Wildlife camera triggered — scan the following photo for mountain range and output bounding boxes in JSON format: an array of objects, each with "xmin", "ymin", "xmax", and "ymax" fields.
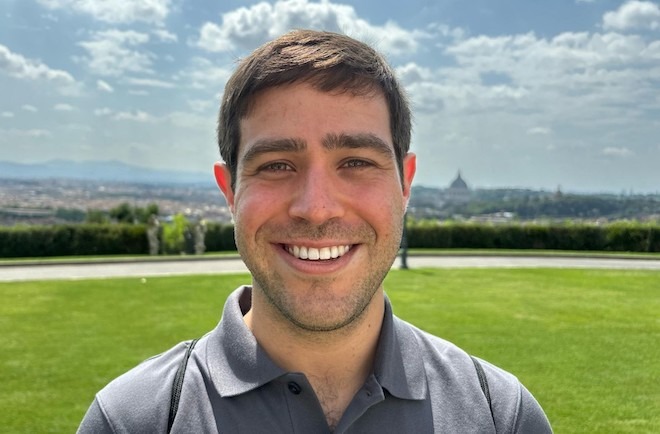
[{"xmin": 0, "ymin": 160, "xmax": 211, "ymax": 185}]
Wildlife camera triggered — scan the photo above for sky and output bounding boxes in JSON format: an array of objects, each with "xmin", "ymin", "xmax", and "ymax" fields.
[{"xmin": 1, "ymin": 0, "xmax": 659, "ymax": 194}]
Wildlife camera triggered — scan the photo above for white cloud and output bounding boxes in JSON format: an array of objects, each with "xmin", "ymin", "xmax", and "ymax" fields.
[
  {"xmin": 123, "ymin": 77, "xmax": 176, "ymax": 88},
  {"xmin": 0, "ymin": 128, "xmax": 52, "ymax": 138},
  {"xmin": 166, "ymin": 111, "xmax": 211, "ymax": 129},
  {"xmin": 602, "ymin": 146, "xmax": 634, "ymax": 157},
  {"xmin": 420, "ymin": 31, "xmax": 660, "ymax": 117},
  {"xmin": 54, "ymin": 103, "xmax": 75, "ymax": 111},
  {"xmin": 576, "ymin": 0, "xmax": 597, "ymax": 3},
  {"xmin": 94, "ymin": 107, "xmax": 113, "ymax": 116},
  {"xmin": 22, "ymin": 104, "xmax": 38, "ymax": 112},
  {"xmin": 36, "ymin": 0, "xmax": 171, "ymax": 25},
  {"xmin": 187, "ymin": 99, "xmax": 214, "ymax": 113},
  {"xmin": 0, "ymin": 43, "xmax": 75, "ymax": 84},
  {"xmin": 153, "ymin": 29, "xmax": 178, "ymax": 43},
  {"xmin": 128, "ymin": 89, "xmax": 150, "ymax": 96},
  {"xmin": 527, "ymin": 127, "xmax": 552, "ymax": 135},
  {"xmin": 603, "ymin": 1, "xmax": 660, "ymax": 31},
  {"xmin": 396, "ymin": 62, "xmax": 434, "ymax": 85},
  {"xmin": 97, "ymin": 79, "xmax": 114, "ymax": 92},
  {"xmin": 194, "ymin": 0, "xmax": 420, "ymax": 56},
  {"xmin": 1, "ymin": 111, "xmax": 14, "ymax": 118},
  {"xmin": 78, "ymin": 29, "xmax": 154, "ymax": 77},
  {"xmin": 176, "ymin": 57, "xmax": 232, "ymax": 90},
  {"xmin": 113, "ymin": 110, "xmax": 157, "ymax": 122}
]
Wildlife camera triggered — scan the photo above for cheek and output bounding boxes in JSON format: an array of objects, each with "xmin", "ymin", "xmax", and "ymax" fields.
[
  {"xmin": 349, "ymin": 184, "xmax": 405, "ymax": 228},
  {"xmin": 233, "ymin": 187, "xmax": 286, "ymax": 227}
]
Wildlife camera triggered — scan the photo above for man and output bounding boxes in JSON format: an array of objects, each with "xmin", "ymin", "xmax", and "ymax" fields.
[{"xmin": 78, "ymin": 30, "xmax": 552, "ymax": 433}]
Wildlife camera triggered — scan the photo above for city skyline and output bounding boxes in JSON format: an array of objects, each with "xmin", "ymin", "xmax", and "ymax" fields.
[{"xmin": 1, "ymin": 0, "xmax": 660, "ymax": 193}]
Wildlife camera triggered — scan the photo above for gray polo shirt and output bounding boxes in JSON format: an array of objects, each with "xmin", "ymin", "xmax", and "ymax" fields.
[{"xmin": 78, "ymin": 286, "xmax": 552, "ymax": 433}]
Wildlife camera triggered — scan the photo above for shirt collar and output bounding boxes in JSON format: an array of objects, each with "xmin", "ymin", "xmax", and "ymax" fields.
[
  {"xmin": 373, "ymin": 293, "xmax": 428, "ymax": 400},
  {"xmin": 206, "ymin": 286, "xmax": 427, "ymax": 400}
]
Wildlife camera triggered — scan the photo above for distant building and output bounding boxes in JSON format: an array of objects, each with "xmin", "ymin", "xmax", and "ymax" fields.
[{"xmin": 445, "ymin": 171, "xmax": 471, "ymax": 203}]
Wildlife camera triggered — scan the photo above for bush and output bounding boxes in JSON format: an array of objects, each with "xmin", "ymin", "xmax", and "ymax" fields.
[
  {"xmin": 205, "ymin": 223, "xmax": 236, "ymax": 252},
  {"xmin": 406, "ymin": 221, "xmax": 660, "ymax": 253},
  {"xmin": 0, "ymin": 224, "xmax": 148, "ymax": 258},
  {"xmin": 162, "ymin": 214, "xmax": 189, "ymax": 254}
]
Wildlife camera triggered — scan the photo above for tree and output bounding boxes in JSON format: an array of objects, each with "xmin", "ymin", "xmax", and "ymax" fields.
[{"xmin": 162, "ymin": 214, "xmax": 189, "ymax": 254}]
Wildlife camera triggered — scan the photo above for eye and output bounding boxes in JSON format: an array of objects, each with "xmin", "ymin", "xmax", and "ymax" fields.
[
  {"xmin": 342, "ymin": 159, "xmax": 373, "ymax": 169},
  {"xmin": 260, "ymin": 161, "xmax": 294, "ymax": 172}
]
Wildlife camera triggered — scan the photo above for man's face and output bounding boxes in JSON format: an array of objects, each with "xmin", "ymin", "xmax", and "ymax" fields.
[{"xmin": 216, "ymin": 83, "xmax": 415, "ymax": 332}]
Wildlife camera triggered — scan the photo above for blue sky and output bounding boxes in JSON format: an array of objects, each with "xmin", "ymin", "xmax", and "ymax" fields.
[{"xmin": 1, "ymin": 0, "xmax": 659, "ymax": 193}]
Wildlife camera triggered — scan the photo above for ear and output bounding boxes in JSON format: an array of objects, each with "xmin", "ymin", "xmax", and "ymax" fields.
[
  {"xmin": 213, "ymin": 162, "xmax": 235, "ymax": 213},
  {"xmin": 401, "ymin": 153, "xmax": 416, "ymax": 208}
]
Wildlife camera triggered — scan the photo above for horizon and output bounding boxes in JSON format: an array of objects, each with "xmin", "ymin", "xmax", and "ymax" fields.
[
  {"xmin": 1, "ymin": 0, "xmax": 660, "ymax": 193},
  {"xmin": 2, "ymin": 158, "xmax": 659, "ymax": 196}
]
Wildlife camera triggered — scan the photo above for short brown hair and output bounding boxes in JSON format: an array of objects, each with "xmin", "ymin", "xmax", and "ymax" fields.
[{"xmin": 217, "ymin": 29, "xmax": 411, "ymax": 190}]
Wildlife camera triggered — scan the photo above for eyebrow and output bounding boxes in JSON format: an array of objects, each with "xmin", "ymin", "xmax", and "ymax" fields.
[
  {"xmin": 240, "ymin": 138, "xmax": 307, "ymax": 164},
  {"xmin": 322, "ymin": 133, "xmax": 394, "ymax": 158},
  {"xmin": 240, "ymin": 133, "xmax": 394, "ymax": 164}
]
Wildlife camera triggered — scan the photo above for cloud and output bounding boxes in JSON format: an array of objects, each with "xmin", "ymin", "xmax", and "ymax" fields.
[
  {"xmin": 194, "ymin": 0, "xmax": 420, "ymax": 56},
  {"xmin": 0, "ymin": 128, "xmax": 52, "ymax": 138},
  {"xmin": 128, "ymin": 89, "xmax": 150, "ymax": 96},
  {"xmin": 54, "ymin": 103, "xmax": 75, "ymax": 111},
  {"xmin": 94, "ymin": 107, "xmax": 113, "ymax": 116},
  {"xmin": 153, "ymin": 29, "xmax": 178, "ymax": 43},
  {"xmin": 123, "ymin": 77, "xmax": 176, "ymax": 88},
  {"xmin": 187, "ymin": 99, "xmax": 214, "ymax": 113},
  {"xmin": 406, "ymin": 30, "xmax": 660, "ymax": 116},
  {"xmin": 166, "ymin": 111, "xmax": 212, "ymax": 129},
  {"xmin": 97, "ymin": 79, "xmax": 114, "ymax": 92},
  {"xmin": 603, "ymin": 0, "xmax": 660, "ymax": 31},
  {"xmin": 0, "ymin": 43, "xmax": 75, "ymax": 84},
  {"xmin": 22, "ymin": 104, "xmax": 38, "ymax": 112},
  {"xmin": 396, "ymin": 62, "xmax": 434, "ymax": 85},
  {"xmin": 36, "ymin": 0, "xmax": 171, "ymax": 25},
  {"xmin": 602, "ymin": 146, "xmax": 634, "ymax": 157},
  {"xmin": 527, "ymin": 127, "xmax": 552, "ymax": 135},
  {"xmin": 175, "ymin": 57, "xmax": 232, "ymax": 90},
  {"xmin": 93, "ymin": 107, "xmax": 157, "ymax": 122},
  {"xmin": 78, "ymin": 29, "xmax": 154, "ymax": 77},
  {"xmin": 1, "ymin": 111, "xmax": 14, "ymax": 118},
  {"xmin": 113, "ymin": 110, "xmax": 157, "ymax": 122}
]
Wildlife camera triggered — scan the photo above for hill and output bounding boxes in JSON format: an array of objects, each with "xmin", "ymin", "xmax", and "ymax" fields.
[{"xmin": 0, "ymin": 160, "xmax": 209, "ymax": 184}]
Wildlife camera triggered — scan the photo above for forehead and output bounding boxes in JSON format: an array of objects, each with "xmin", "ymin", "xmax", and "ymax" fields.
[{"xmin": 237, "ymin": 83, "xmax": 392, "ymax": 158}]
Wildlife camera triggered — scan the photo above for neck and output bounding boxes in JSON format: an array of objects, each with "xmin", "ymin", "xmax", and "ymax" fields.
[{"xmin": 244, "ymin": 288, "xmax": 385, "ymax": 429}]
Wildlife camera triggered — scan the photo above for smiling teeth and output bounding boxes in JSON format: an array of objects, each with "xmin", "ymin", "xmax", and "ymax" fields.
[{"xmin": 287, "ymin": 245, "xmax": 351, "ymax": 260}]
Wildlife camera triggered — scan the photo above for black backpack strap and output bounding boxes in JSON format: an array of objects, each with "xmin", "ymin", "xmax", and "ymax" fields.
[
  {"xmin": 471, "ymin": 356, "xmax": 496, "ymax": 427},
  {"xmin": 167, "ymin": 339, "xmax": 199, "ymax": 433}
]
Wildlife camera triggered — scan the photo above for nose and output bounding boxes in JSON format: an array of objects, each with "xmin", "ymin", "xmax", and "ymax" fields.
[{"xmin": 288, "ymin": 167, "xmax": 345, "ymax": 225}]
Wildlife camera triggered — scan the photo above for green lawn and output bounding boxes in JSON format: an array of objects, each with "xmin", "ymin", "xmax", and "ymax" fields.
[{"xmin": 1, "ymin": 269, "xmax": 658, "ymax": 433}]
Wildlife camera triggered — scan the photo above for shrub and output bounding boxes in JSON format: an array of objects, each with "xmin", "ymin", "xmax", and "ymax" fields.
[
  {"xmin": 205, "ymin": 223, "xmax": 236, "ymax": 252},
  {"xmin": 0, "ymin": 224, "xmax": 147, "ymax": 258}
]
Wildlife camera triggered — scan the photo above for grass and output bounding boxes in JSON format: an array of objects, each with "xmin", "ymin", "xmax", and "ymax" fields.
[
  {"xmin": 0, "ymin": 269, "xmax": 658, "ymax": 433},
  {"xmin": 1, "ymin": 248, "xmax": 658, "ymax": 266}
]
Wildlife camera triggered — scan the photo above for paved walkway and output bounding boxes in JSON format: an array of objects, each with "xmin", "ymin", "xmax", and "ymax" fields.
[{"xmin": 1, "ymin": 255, "xmax": 659, "ymax": 282}]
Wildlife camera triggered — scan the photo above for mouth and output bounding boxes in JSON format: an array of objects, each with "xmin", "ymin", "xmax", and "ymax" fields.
[{"xmin": 284, "ymin": 244, "xmax": 352, "ymax": 261}]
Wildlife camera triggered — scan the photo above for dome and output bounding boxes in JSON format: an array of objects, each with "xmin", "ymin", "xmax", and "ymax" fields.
[{"xmin": 449, "ymin": 171, "xmax": 468, "ymax": 190}]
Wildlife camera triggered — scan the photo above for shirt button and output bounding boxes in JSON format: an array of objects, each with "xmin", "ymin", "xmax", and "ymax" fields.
[{"xmin": 287, "ymin": 382, "xmax": 302, "ymax": 395}]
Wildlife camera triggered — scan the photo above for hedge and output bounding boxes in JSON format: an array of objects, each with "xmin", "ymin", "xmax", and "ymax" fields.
[
  {"xmin": 0, "ymin": 224, "xmax": 148, "ymax": 258},
  {"xmin": 0, "ymin": 222, "xmax": 658, "ymax": 258},
  {"xmin": 406, "ymin": 222, "xmax": 660, "ymax": 253}
]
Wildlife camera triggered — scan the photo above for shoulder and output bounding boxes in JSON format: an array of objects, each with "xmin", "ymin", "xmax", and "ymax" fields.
[
  {"xmin": 475, "ymin": 357, "xmax": 553, "ymax": 433},
  {"xmin": 396, "ymin": 318, "xmax": 552, "ymax": 432},
  {"xmin": 78, "ymin": 340, "xmax": 196, "ymax": 434}
]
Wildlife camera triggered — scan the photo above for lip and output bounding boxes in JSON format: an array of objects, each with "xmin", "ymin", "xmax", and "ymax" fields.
[{"xmin": 273, "ymin": 242, "xmax": 357, "ymax": 275}]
